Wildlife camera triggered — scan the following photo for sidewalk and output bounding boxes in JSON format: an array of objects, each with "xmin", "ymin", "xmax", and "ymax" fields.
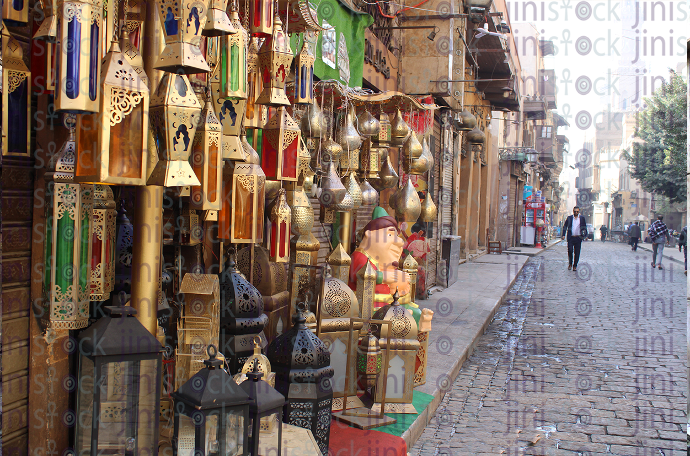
[
  {"xmin": 395, "ymin": 242, "xmax": 559, "ymax": 448},
  {"xmin": 634, "ymin": 241, "xmax": 686, "ymax": 268}
]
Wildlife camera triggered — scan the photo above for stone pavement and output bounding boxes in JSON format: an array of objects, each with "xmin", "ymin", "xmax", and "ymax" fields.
[{"xmin": 411, "ymin": 241, "xmax": 687, "ymax": 455}]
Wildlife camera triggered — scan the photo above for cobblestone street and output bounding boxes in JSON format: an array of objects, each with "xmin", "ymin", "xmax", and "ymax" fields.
[{"xmin": 412, "ymin": 242, "xmax": 687, "ymax": 455}]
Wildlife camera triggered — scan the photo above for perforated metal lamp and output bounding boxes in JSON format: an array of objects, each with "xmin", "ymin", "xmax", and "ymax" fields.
[
  {"xmin": 2, "ymin": 30, "xmax": 31, "ymax": 158},
  {"xmin": 172, "ymin": 345, "xmax": 250, "ymax": 456}
]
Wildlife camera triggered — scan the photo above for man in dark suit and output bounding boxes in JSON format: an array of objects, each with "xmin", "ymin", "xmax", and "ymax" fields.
[{"xmin": 561, "ymin": 206, "xmax": 586, "ymax": 271}]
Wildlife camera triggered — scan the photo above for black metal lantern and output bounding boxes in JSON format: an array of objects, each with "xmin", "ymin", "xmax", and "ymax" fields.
[
  {"xmin": 266, "ymin": 302, "xmax": 334, "ymax": 455},
  {"xmin": 239, "ymin": 360, "xmax": 286, "ymax": 456},
  {"xmin": 172, "ymin": 345, "xmax": 251, "ymax": 456},
  {"xmin": 220, "ymin": 259, "xmax": 269, "ymax": 374},
  {"xmin": 75, "ymin": 303, "xmax": 164, "ymax": 456}
]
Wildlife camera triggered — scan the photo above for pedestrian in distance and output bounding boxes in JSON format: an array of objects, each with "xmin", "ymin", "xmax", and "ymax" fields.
[
  {"xmin": 678, "ymin": 225, "xmax": 687, "ymax": 275},
  {"xmin": 599, "ymin": 225, "xmax": 608, "ymax": 242},
  {"xmin": 647, "ymin": 215, "xmax": 671, "ymax": 270},
  {"xmin": 561, "ymin": 206, "xmax": 587, "ymax": 272},
  {"xmin": 629, "ymin": 221, "xmax": 641, "ymax": 251}
]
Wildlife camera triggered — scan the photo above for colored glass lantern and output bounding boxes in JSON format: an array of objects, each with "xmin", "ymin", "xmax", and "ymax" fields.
[
  {"xmin": 190, "ymin": 100, "xmax": 223, "ymax": 211},
  {"xmin": 2, "ymin": 31, "xmax": 31, "ymax": 158},
  {"xmin": 249, "ymin": 0, "xmax": 272, "ymax": 36},
  {"xmin": 202, "ymin": 0, "xmax": 235, "ymax": 36},
  {"xmin": 268, "ymin": 189, "xmax": 291, "ymax": 263},
  {"xmin": 210, "ymin": 71, "xmax": 247, "ymax": 161},
  {"xmin": 238, "ymin": 361, "xmax": 285, "ymax": 456},
  {"xmin": 42, "ymin": 123, "xmax": 93, "ymax": 330},
  {"xmin": 244, "ymin": 37, "xmax": 267, "ymax": 129},
  {"xmin": 218, "ymin": 8, "xmax": 248, "ymax": 99},
  {"xmin": 3, "ymin": 0, "xmax": 28, "ymax": 23},
  {"xmin": 75, "ymin": 302, "xmax": 163, "ymax": 456},
  {"xmin": 121, "ymin": 28, "xmax": 149, "ymax": 88},
  {"xmin": 224, "ymin": 136, "xmax": 266, "ymax": 243},
  {"xmin": 34, "ymin": 0, "xmax": 58, "ymax": 40},
  {"xmin": 293, "ymin": 37, "xmax": 315, "ymax": 104},
  {"xmin": 89, "ymin": 184, "xmax": 116, "ymax": 301},
  {"xmin": 261, "ymin": 107, "xmax": 300, "ymax": 181},
  {"xmin": 55, "ymin": 0, "xmax": 101, "ymax": 113},
  {"xmin": 148, "ymin": 73, "xmax": 202, "ymax": 186},
  {"xmin": 154, "ymin": 0, "xmax": 211, "ymax": 74},
  {"xmin": 283, "ymin": 0, "xmax": 322, "ymax": 33},
  {"xmin": 172, "ymin": 345, "xmax": 250, "ymax": 456},
  {"xmin": 256, "ymin": 15, "xmax": 293, "ymax": 107},
  {"xmin": 75, "ymin": 41, "xmax": 150, "ymax": 185},
  {"xmin": 356, "ymin": 327, "xmax": 382, "ymax": 390},
  {"xmin": 219, "ymin": 258, "xmax": 268, "ymax": 374}
]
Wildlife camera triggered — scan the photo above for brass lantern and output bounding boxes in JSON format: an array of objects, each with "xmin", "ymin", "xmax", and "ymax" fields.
[
  {"xmin": 261, "ymin": 107, "xmax": 300, "ymax": 181},
  {"xmin": 218, "ymin": 7, "xmax": 248, "ymax": 100},
  {"xmin": 148, "ymin": 73, "xmax": 202, "ymax": 186},
  {"xmin": 42, "ymin": 123, "xmax": 93, "ymax": 330},
  {"xmin": 154, "ymin": 0, "xmax": 211, "ymax": 74},
  {"xmin": 89, "ymin": 185, "xmax": 116, "ymax": 301},
  {"xmin": 244, "ymin": 37, "xmax": 267, "ymax": 129},
  {"xmin": 249, "ymin": 0, "xmax": 273, "ymax": 36},
  {"xmin": 190, "ymin": 100, "xmax": 223, "ymax": 211},
  {"xmin": 225, "ymin": 136, "xmax": 266, "ymax": 243},
  {"xmin": 75, "ymin": 41, "xmax": 150, "ymax": 185},
  {"xmin": 256, "ymin": 15, "xmax": 293, "ymax": 107},
  {"xmin": 3, "ymin": 0, "xmax": 29, "ymax": 23},
  {"xmin": 202, "ymin": 0, "xmax": 235, "ymax": 36},
  {"xmin": 2, "ymin": 31, "xmax": 31, "ymax": 158},
  {"xmin": 293, "ymin": 36, "xmax": 315, "ymax": 105},
  {"xmin": 34, "ymin": 0, "xmax": 58, "ymax": 41},
  {"xmin": 55, "ymin": 0, "xmax": 101, "ymax": 113},
  {"xmin": 120, "ymin": 28, "xmax": 149, "ymax": 88},
  {"xmin": 268, "ymin": 189, "xmax": 291, "ymax": 263},
  {"xmin": 356, "ymin": 327, "xmax": 382, "ymax": 390}
]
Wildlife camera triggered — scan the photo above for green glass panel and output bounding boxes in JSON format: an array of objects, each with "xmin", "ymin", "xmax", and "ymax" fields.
[
  {"xmin": 79, "ymin": 209, "xmax": 90, "ymax": 293},
  {"xmin": 242, "ymin": 48, "xmax": 247, "ymax": 93},
  {"xmin": 55, "ymin": 204, "xmax": 76, "ymax": 296},
  {"xmin": 256, "ymin": 129, "xmax": 263, "ymax": 160},
  {"xmin": 220, "ymin": 44, "xmax": 228, "ymax": 94},
  {"xmin": 230, "ymin": 44, "xmax": 239, "ymax": 92}
]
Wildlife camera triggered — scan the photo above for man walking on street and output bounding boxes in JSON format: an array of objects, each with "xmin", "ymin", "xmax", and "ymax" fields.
[
  {"xmin": 599, "ymin": 225, "xmax": 608, "ymax": 242},
  {"xmin": 678, "ymin": 225, "xmax": 687, "ymax": 275},
  {"xmin": 648, "ymin": 215, "xmax": 671, "ymax": 270},
  {"xmin": 561, "ymin": 206, "xmax": 587, "ymax": 271},
  {"xmin": 629, "ymin": 221, "xmax": 641, "ymax": 251}
]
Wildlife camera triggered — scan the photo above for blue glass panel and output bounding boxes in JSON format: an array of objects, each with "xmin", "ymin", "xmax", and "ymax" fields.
[
  {"xmin": 300, "ymin": 66, "xmax": 307, "ymax": 99},
  {"xmin": 164, "ymin": 7, "xmax": 178, "ymax": 36},
  {"xmin": 12, "ymin": 0, "xmax": 23, "ymax": 12},
  {"xmin": 89, "ymin": 22, "xmax": 99, "ymax": 101},
  {"xmin": 174, "ymin": 75, "xmax": 187, "ymax": 97},
  {"xmin": 309, "ymin": 68, "xmax": 314, "ymax": 98},
  {"xmin": 7, "ymin": 80, "xmax": 28, "ymax": 154},
  {"xmin": 65, "ymin": 18, "xmax": 81, "ymax": 99}
]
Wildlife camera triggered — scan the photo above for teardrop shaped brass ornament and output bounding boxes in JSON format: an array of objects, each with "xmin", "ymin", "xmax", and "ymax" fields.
[
  {"xmin": 336, "ymin": 104, "xmax": 363, "ymax": 151},
  {"xmin": 334, "ymin": 188, "xmax": 354, "ymax": 212},
  {"xmin": 404, "ymin": 136, "xmax": 433, "ymax": 175},
  {"xmin": 390, "ymin": 109, "xmax": 411, "ymax": 147},
  {"xmin": 321, "ymin": 136, "xmax": 344, "ymax": 164},
  {"xmin": 420, "ymin": 194, "xmax": 438, "ymax": 222},
  {"xmin": 457, "ymin": 109, "xmax": 477, "ymax": 132},
  {"xmin": 343, "ymin": 172, "xmax": 362, "ymax": 209},
  {"xmin": 360, "ymin": 179, "xmax": 378, "ymax": 206},
  {"xmin": 319, "ymin": 160, "xmax": 347, "ymax": 207},
  {"xmin": 301, "ymin": 99, "xmax": 327, "ymax": 138},
  {"xmin": 388, "ymin": 184, "xmax": 402, "ymax": 211},
  {"xmin": 376, "ymin": 151, "xmax": 399, "ymax": 189},
  {"xmin": 402, "ymin": 131, "xmax": 423, "ymax": 160},
  {"xmin": 394, "ymin": 178, "xmax": 421, "ymax": 222},
  {"xmin": 466, "ymin": 127, "xmax": 486, "ymax": 145},
  {"xmin": 357, "ymin": 108, "xmax": 380, "ymax": 137}
]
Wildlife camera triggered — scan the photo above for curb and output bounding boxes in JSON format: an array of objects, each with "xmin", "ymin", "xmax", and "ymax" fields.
[
  {"xmin": 632, "ymin": 245, "xmax": 685, "ymax": 266},
  {"xmin": 400, "ymin": 256, "xmax": 529, "ymax": 450}
]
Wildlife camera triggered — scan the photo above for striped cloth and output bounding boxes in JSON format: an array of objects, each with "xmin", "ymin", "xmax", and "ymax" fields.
[{"xmin": 647, "ymin": 220, "xmax": 669, "ymax": 242}]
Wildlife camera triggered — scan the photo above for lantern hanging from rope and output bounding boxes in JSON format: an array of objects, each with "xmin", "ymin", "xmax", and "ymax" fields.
[
  {"xmin": 154, "ymin": 0, "xmax": 211, "ymax": 74},
  {"xmin": 255, "ymin": 14, "xmax": 293, "ymax": 107}
]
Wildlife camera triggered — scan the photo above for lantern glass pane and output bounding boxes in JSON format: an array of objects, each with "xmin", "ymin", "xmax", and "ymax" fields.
[
  {"xmin": 230, "ymin": 44, "xmax": 239, "ymax": 92},
  {"xmin": 282, "ymin": 142, "xmax": 298, "ymax": 179},
  {"xmin": 65, "ymin": 19, "xmax": 82, "ymax": 99},
  {"xmin": 75, "ymin": 354, "xmax": 95, "ymax": 456},
  {"xmin": 225, "ymin": 410, "xmax": 244, "ymax": 456},
  {"xmin": 55, "ymin": 188, "xmax": 76, "ymax": 291},
  {"xmin": 77, "ymin": 114, "xmax": 99, "ymax": 176},
  {"xmin": 207, "ymin": 144, "xmax": 219, "ymax": 203},
  {"xmin": 79, "ymin": 205, "xmax": 91, "ymax": 295},
  {"xmin": 176, "ymin": 414, "xmax": 196, "ymax": 456},
  {"xmin": 233, "ymin": 177, "xmax": 256, "ymax": 241},
  {"xmin": 44, "ymin": 184, "xmax": 54, "ymax": 293},
  {"xmin": 7, "ymin": 79, "xmax": 28, "ymax": 153},
  {"xmin": 258, "ymin": 412, "xmax": 280, "ymax": 454},
  {"xmin": 205, "ymin": 413, "xmax": 219, "ymax": 456},
  {"xmin": 109, "ymin": 101, "xmax": 145, "ymax": 179},
  {"xmin": 88, "ymin": 22, "xmax": 99, "ymax": 102},
  {"xmin": 256, "ymin": 186, "xmax": 265, "ymax": 235}
]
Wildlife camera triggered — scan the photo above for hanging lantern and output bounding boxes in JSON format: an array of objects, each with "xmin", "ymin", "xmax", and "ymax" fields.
[
  {"xmin": 2, "ymin": 31, "xmax": 31, "ymax": 158},
  {"xmin": 261, "ymin": 107, "xmax": 300, "ymax": 181},
  {"xmin": 401, "ymin": 130, "xmax": 423, "ymax": 160},
  {"xmin": 334, "ymin": 189, "xmax": 354, "ymax": 212},
  {"xmin": 457, "ymin": 109, "xmax": 477, "ymax": 132},
  {"xmin": 467, "ymin": 126, "xmax": 486, "ymax": 145},
  {"xmin": 268, "ymin": 189, "xmax": 291, "ymax": 263},
  {"xmin": 55, "ymin": 0, "xmax": 101, "ymax": 113},
  {"xmin": 343, "ymin": 172, "xmax": 362, "ymax": 209},
  {"xmin": 293, "ymin": 36, "xmax": 315, "ymax": 104},
  {"xmin": 148, "ymin": 73, "xmax": 202, "ymax": 186},
  {"xmin": 359, "ymin": 139, "xmax": 379, "ymax": 178},
  {"xmin": 289, "ymin": 187, "xmax": 320, "ymax": 266},
  {"xmin": 34, "ymin": 0, "xmax": 58, "ymax": 40},
  {"xmin": 190, "ymin": 100, "xmax": 223, "ymax": 211},
  {"xmin": 420, "ymin": 193, "xmax": 437, "ymax": 222},
  {"xmin": 360, "ymin": 179, "xmax": 378, "ymax": 206},
  {"xmin": 154, "ymin": 0, "xmax": 210, "ymax": 73},
  {"xmin": 320, "ymin": 136, "xmax": 343, "ymax": 166},
  {"xmin": 210, "ymin": 86, "xmax": 247, "ymax": 160},
  {"xmin": 238, "ymin": 361, "xmax": 286, "ymax": 456},
  {"xmin": 256, "ymin": 15, "xmax": 293, "ymax": 107},
  {"xmin": 233, "ymin": 337, "xmax": 275, "ymax": 386},
  {"xmin": 218, "ymin": 8, "xmax": 248, "ymax": 99},
  {"xmin": 372, "ymin": 111, "xmax": 391, "ymax": 146},
  {"xmin": 76, "ymin": 302, "xmax": 164, "ymax": 456},
  {"xmin": 403, "ymin": 136, "xmax": 432, "ymax": 175},
  {"xmin": 172, "ymin": 345, "xmax": 250, "ymax": 456},
  {"xmin": 326, "ymin": 242, "xmax": 350, "ymax": 283},
  {"xmin": 319, "ymin": 160, "xmax": 346, "ymax": 207},
  {"xmin": 390, "ymin": 109, "xmax": 410, "ymax": 147},
  {"xmin": 223, "ymin": 136, "xmax": 266, "ymax": 242},
  {"xmin": 120, "ymin": 28, "xmax": 149, "ymax": 88},
  {"xmin": 75, "ymin": 41, "xmax": 150, "ymax": 185},
  {"xmin": 357, "ymin": 109, "xmax": 380, "ymax": 137},
  {"xmin": 249, "ymin": 0, "xmax": 273, "ymax": 36},
  {"xmin": 3, "ymin": 0, "xmax": 29, "ymax": 23},
  {"xmin": 89, "ymin": 185, "xmax": 116, "ymax": 301},
  {"xmin": 356, "ymin": 327, "xmax": 382, "ymax": 390},
  {"xmin": 202, "ymin": 0, "xmax": 235, "ymax": 36},
  {"xmin": 336, "ymin": 104, "xmax": 363, "ymax": 152},
  {"xmin": 244, "ymin": 37, "xmax": 267, "ymax": 128},
  {"xmin": 370, "ymin": 151, "xmax": 398, "ymax": 191},
  {"xmin": 394, "ymin": 178, "xmax": 421, "ymax": 222},
  {"xmin": 300, "ymin": 98, "xmax": 326, "ymax": 139},
  {"xmin": 42, "ymin": 122, "xmax": 92, "ymax": 330}
]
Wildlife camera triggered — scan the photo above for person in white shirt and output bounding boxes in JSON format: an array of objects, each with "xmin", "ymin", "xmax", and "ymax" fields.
[{"xmin": 561, "ymin": 206, "xmax": 587, "ymax": 272}]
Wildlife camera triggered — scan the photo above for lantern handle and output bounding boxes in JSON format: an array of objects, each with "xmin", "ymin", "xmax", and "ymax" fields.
[
  {"xmin": 207, "ymin": 344, "xmax": 218, "ymax": 360},
  {"xmin": 252, "ymin": 335, "xmax": 262, "ymax": 354}
]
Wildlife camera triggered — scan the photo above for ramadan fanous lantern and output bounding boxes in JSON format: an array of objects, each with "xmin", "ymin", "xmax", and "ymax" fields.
[
  {"xmin": 54, "ymin": 0, "xmax": 102, "ymax": 113},
  {"xmin": 293, "ymin": 37, "xmax": 315, "ymax": 104},
  {"xmin": 268, "ymin": 189, "xmax": 291, "ymax": 263},
  {"xmin": 3, "ymin": 0, "xmax": 29, "ymax": 23},
  {"xmin": 249, "ymin": 0, "xmax": 273, "ymax": 36},
  {"xmin": 34, "ymin": 0, "xmax": 58, "ymax": 41},
  {"xmin": 154, "ymin": 0, "xmax": 210, "ymax": 74},
  {"xmin": 190, "ymin": 100, "xmax": 223, "ymax": 211},
  {"xmin": 2, "ymin": 30, "xmax": 31, "ymax": 158},
  {"xmin": 75, "ymin": 41, "xmax": 150, "ymax": 186},
  {"xmin": 244, "ymin": 37, "xmax": 267, "ymax": 129},
  {"xmin": 88, "ymin": 185, "xmax": 116, "ymax": 302},
  {"xmin": 261, "ymin": 107, "xmax": 300, "ymax": 181},
  {"xmin": 148, "ymin": 73, "xmax": 202, "ymax": 187},
  {"xmin": 256, "ymin": 15, "xmax": 293, "ymax": 106},
  {"xmin": 219, "ymin": 6, "xmax": 248, "ymax": 100},
  {"xmin": 202, "ymin": 0, "xmax": 235, "ymax": 36}
]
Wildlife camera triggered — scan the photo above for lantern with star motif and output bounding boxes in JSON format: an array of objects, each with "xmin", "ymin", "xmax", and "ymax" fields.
[
  {"xmin": 244, "ymin": 37, "xmax": 267, "ymax": 128},
  {"xmin": 255, "ymin": 15, "xmax": 293, "ymax": 106},
  {"xmin": 268, "ymin": 189, "xmax": 291, "ymax": 263},
  {"xmin": 190, "ymin": 100, "xmax": 223, "ymax": 211},
  {"xmin": 154, "ymin": 0, "xmax": 210, "ymax": 73},
  {"xmin": 261, "ymin": 107, "xmax": 300, "ymax": 181},
  {"xmin": 293, "ymin": 36, "xmax": 315, "ymax": 104},
  {"xmin": 148, "ymin": 73, "xmax": 202, "ymax": 186},
  {"xmin": 219, "ymin": 6, "xmax": 248, "ymax": 99},
  {"xmin": 88, "ymin": 185, "xmax": 116, "ymax": 301},
  {"xmin": 54, "ymin": 0, "xmax": 102, "ymax": 113},
  {"xmin": 2, "ymin": 31, "xmax": 31, "ymax": 158},
  {"xmin": 211, "ymin": 63, "xmax": 247, "ymax": 161}
]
